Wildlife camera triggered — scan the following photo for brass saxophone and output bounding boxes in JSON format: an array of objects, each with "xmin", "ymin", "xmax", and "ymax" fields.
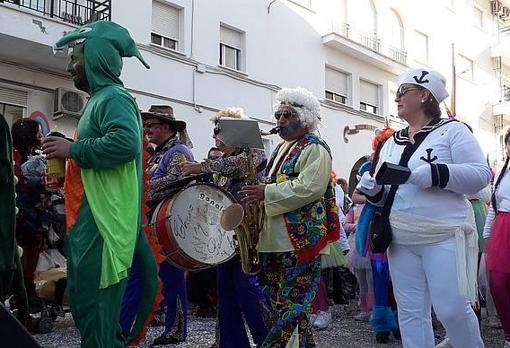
[{"xmin": 229, "ymin": 146, "xmax": 264, "ymax": 275}]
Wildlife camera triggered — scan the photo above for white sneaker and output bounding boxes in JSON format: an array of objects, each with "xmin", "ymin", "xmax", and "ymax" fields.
[
  {"xmin": 435, "ymin": 337, "xmax": 452, "ymax": 348},
  {"xmin": 353, "ymin": 312, "xmax": 370, "ymax": 322},
  {"xmin": 309, "ymin": 313, "xmax": 317, "ymax": 325},
  {"xmin": 313, "ymin": 311, "xmax": 332, "ymax": 330},
  {"xmin": 504, "ymin": 340, "xmax": 510, "ymax": 348}
]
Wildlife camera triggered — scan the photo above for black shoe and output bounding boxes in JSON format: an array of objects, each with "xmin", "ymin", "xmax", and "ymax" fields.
[
  {"xmin": 376, "ymin": 331, "xmax": 390, "ymax": 344},
  {"xmin": 152, "ymin": 333, "xmax": 185, "ymax": 346}
]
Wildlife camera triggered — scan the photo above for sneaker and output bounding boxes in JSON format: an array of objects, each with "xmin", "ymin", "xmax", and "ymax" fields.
[
  {"xmin": 435, "ymin": 337, "xmax": 452, "ymax": 348},
  {"xmin": 313, "ymin": 311, "xmax": 332, "ymax": 330},
  {"xmin": 504, "ymin": 340, "xmax": 510, "ymax": 348},
  {"xmin": 354, "ymin": 312, "xmax": 370, "ymax": 322},
  {"xmin": 309, "ymin": 313, "xmax": 318, "ymax": 325},
  {"xmin": 152, "ymin": 333, "xmax": 185, "ymax": 346}
]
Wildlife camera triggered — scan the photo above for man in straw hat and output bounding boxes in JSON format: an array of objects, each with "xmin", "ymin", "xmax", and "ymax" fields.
[
  {"xmin": 140, "ymin": 104, "xmax": 194, "ymax": 346},
  {"xmin": 240, "ymin": 87, "xmax": 340, "ymax": 347},
  {"xmin": 42, "ymin": 21, "xmax": 157, "ymax": 347}
]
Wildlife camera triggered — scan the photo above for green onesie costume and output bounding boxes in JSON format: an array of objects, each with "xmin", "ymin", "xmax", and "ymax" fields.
[{"xmin": 55, "ymin": 21, "xmax": 157, "ymax": 347}]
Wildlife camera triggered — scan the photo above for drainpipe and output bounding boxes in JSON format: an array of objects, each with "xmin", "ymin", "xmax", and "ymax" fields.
[{"xmin": 190, "ymin": 0, "xmax": 202, "ymax": 112}]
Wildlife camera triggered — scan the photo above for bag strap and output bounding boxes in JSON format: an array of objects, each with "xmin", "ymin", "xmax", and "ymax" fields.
[{"xmin": 381, "ymin": 129, "xmax": 435, "ymax": 220}]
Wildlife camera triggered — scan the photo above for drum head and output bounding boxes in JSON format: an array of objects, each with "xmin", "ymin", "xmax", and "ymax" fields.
[{"xmin": 168, "ymin": 183, "xmax": 236, "ymax": 265}]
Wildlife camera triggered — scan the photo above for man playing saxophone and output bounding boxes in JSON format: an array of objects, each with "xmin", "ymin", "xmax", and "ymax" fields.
[
  {"xmin": 180, "ymin": 107, "xmax": 269, "ymax": 348},
  {"xmin": 240, "ymin": 87, "xmax": 340, "ymax": 348}
]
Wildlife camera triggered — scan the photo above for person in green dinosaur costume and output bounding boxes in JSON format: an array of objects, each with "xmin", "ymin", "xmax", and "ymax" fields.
[
  {"xmin": 42, "ymin": 21, "xmax": 158, "ymax": 347},
  {"xmin": 0, "ymin": 113, "xmax": 29, "ymax": 328}
]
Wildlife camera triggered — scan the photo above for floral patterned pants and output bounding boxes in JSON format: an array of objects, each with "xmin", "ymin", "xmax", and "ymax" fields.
[{"xmin": 261, "ymin": 252, "xmax": 321, "ymax": 348}]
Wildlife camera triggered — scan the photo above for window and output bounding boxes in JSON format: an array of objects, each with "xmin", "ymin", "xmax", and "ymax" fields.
[
  {"xmin": 0, "ymin": 86, "xmax": 27, "ymax": 128},
  {"xmin": 474, "ymin": 6, "xmax": 483, "ymax": 28},
  {"xmin": 389, "ymin": 10, "xmax": 404, "ymax": 50},
  {"xmin": 359, "ymin": 80, "xmax": 379, "ymax": 115},
  {"xmin": 220, "ymin": 25, "xmax": 243, "ymax": 71},
  {"xmin": 325, "ymin": 67, "xmax": 349, "ymax": 105},
  {"xmin": 0, "ymin": 103, "xmax": 24, "ymax": 129},
  {"xmin": 151, "ymin": 1, "xmax": 180, "ymax": 50},
  {"xmin": 352, "ymin": 0, "xmax": 377, "ymax": 35},
  {"xmin": 458, "ymin": 54, "xmax": 474, "ymax": 81},
  {"xmin": 412, "ymin": 30, "xmax": 428, "ymax": 64}
]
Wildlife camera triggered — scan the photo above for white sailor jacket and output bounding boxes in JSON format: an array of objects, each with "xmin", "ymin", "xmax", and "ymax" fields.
[{"xmin": 359, "ymin": 119, "xmax": 491, "ymax": 226}]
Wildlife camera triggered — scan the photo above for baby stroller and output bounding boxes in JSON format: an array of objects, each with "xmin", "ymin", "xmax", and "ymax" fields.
[
  {"xmin": 18, "ymin": 156, "xmax": 69, "ymax": 334},
  {"xmin": 31, "ymin": 191, "xmax": 69, "ymax": 334}
]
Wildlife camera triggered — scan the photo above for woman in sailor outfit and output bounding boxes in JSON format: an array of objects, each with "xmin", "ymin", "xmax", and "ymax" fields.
[
  {"xmin": 357, "ymin": 68, "xmax": 490, "ymax": 348},
  {"xmin": 484, "ymin": 130, "xmax": 510, "ymax": 348}
]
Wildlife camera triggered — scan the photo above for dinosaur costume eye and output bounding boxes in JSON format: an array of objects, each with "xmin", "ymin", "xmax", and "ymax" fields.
[{"xmin": 78, "ymin": 27, "xmax": 92, "ymax": 34}]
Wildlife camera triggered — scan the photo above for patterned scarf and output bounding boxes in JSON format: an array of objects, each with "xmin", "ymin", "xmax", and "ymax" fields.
[{"xmin": 268, "ymin": 133, "xmax": 340, "ymax": 263}]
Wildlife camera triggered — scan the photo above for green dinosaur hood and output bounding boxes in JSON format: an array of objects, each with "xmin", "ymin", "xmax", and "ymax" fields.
[{"xmin": 55, "ymin": 21, "xmax": 149, "ymax": 93}]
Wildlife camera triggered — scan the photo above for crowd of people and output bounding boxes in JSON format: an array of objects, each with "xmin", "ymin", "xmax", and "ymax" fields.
[{"xmin": 0, "ymin": 20, "xmax": 509, "ymax": 348}]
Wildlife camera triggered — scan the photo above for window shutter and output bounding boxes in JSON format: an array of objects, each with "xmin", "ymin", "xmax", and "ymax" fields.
[
  {"xmin": 152, "ymin": 1, "xmax": 179, "ymax": 40},
  {"xmin": 0, "ymin": 86, "xmax": 28, "ymax": 107},
  {"xmin": 220, "ymin": 26, "xmax": 242, "ymax": 49},
  {"xmin": 325, "ymin": 68, "xmax": 348, "ymax": 96},
  {"xmin": 359, "ymin": 80, "xmax": 379, "ymax": 106}
]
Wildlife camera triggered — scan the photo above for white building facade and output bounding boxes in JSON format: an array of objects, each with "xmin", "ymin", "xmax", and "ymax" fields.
[{"xmin": 1, "ymin": 0, "xmax": 509, "ymax": 187}]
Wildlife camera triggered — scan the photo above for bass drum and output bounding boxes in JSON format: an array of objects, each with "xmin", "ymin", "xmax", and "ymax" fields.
[{"xmin": 152, "ymin": 183, "xmax": 237, "ymax": 270}]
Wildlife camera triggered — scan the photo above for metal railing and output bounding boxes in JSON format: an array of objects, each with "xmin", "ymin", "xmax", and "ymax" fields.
[
  {"xmin": 388, "ymin": 45, "xmax": 407, "ymax": 65},
  {"xmin": 329, "ymin": 21, "xmax": 408, "ymax": 65},
  {"xmin": 2, "ymin": 0, "xmax": 111, "ymax": 25}
]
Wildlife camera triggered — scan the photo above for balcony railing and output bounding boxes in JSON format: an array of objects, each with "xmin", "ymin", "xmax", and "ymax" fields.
[
  {"xmin": 1, "ymin": 0, "xmax": 111, "ymax": 25},
  {"xmin": 329, "ymin": 21, "xmax": 407, "ymax": 65}
]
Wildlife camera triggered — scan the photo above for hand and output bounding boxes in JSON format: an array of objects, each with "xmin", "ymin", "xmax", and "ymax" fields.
[
  {"xmin": 42, "ymin": 137, "xmax": 72, "ymax": 159},
  {"xmin": 407, "ymin": 164, "xmax": 432, "ymax": 189},
  {"xmin": 356, "ymin": 172, "xmax": 378, "ymax": 196},
  {"xmin": 179, "ymin": 161, "xmax": 202, "ymax": 176},
  {"xmin": 239, "ymin": 184, "xmax": 266, "ymax": 204}
]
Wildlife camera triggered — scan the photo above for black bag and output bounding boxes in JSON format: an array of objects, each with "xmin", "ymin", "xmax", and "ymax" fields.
[{"xmin": 370, "ymin": 210, "xmax": 393, "ymax": 253}]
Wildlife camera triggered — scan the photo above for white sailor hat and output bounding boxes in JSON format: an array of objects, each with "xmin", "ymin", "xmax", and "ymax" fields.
[{"xmin": 397, "ymin": 68, "xmax": 449, "ymax": 103}]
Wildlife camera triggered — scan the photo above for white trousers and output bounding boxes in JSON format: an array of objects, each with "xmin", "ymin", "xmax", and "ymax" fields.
[{"xmin": 388, "ymin": 237, "xmax": 484, "ymax": 348}]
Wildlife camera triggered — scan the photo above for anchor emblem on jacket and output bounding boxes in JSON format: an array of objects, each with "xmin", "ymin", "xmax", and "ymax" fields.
[{"xmin": 420, "ymin": 148, "xmax": 437, "ymax": 163}]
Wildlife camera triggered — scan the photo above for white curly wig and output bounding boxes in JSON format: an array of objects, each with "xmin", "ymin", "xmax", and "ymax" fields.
[
  {"xmin": 274, "ymin": 87, "xmax": 321, "ymax": 131},
  {"xmin": 210, "ymin": 107, "xmax": 246, "ymax": 124}
]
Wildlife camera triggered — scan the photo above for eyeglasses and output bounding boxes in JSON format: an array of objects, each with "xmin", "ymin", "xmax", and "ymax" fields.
[
  {"xmin": 213, "ymin": 126, "xmax": 221, "ymax": 135},
  {"xmin": 274, "ymin": 110, "xmax": 297, "ymax": 120},
  {"xmin": 143, "ymin": 122, "xmax": 163, "ymax": 130},
  {"xmin": 396, "ymin": 85, "xmax": 421, "ymax": 99}
]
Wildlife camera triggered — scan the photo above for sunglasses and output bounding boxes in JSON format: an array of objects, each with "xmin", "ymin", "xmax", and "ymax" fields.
[
  {"xmin": 213, "ymin": 126, "xmax": 221, "ymax": 135},
  {"xmin": 274, "ymin": 110, "xmax": 297, "ymax": 120},
  {"xmin": 396, "ymin": 85, "xmax": 422, "ymax": 99},
  {"xmin": 143, "ymin": 122, "xmax": 163, "ymax": 130}
]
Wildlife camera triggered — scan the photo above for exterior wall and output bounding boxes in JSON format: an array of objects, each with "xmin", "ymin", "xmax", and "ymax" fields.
[{"xmin": 1, "ymin": 0, "xmax": 509, "ymax": 177}]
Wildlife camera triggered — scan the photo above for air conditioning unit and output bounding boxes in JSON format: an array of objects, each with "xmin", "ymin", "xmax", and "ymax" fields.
[{"xmin": 53, "ymin": 88, "xmax": 86, "ymax": 119}]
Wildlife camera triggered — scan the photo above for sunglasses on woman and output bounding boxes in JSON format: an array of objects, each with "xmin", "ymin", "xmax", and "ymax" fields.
[
  {"xmin": 274, "ymin": 110, "xmax": 297, "ymax": 120},
  {"xmin": 396, "ymin": 85, "xmax": 422, "ymax": 99}
]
